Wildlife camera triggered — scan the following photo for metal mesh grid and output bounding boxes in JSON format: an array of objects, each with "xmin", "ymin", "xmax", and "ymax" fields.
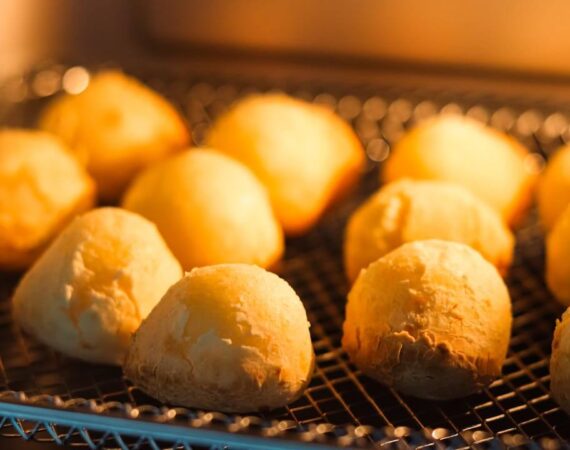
[{"xmin": 0, "ymin": 65, "xmax": 569, "ymax": 448}]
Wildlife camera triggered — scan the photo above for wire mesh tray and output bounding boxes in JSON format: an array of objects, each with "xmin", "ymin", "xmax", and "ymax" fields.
[{"xmin": 0, "ymin": 64, "xmax": 569, "ymax": 449}]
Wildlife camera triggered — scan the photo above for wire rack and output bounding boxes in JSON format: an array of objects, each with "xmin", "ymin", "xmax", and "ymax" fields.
[{"xmin": 0, "ymin": 64, "xmax": 569, "ymax": 449}]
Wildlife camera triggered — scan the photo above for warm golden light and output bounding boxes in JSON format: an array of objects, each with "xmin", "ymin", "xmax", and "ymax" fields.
[{"xmin": 62, "ymin": 66, "xmax": 90, "ymax": 95}]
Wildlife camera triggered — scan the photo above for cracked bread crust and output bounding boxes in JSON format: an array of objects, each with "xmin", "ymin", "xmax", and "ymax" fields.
[
  {"xmin": 124, "ymin": 264, "xmax": 314, "ymax": 412},
  {"xmin": 344, "ymin": 179, "xmax": 514, "ymax": 282},
  {"xmin": 342, "ymin": 240, "xmax": 512, "ymax": 400},
  {"xmin": 12, "ymin": 208, "xmax": 182, "ymax": 365}
]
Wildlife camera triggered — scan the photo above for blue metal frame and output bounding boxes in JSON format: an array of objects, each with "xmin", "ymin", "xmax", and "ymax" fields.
[{"xmin": 0, "ymin": 393, "xmax": 385, "ymax": 449}]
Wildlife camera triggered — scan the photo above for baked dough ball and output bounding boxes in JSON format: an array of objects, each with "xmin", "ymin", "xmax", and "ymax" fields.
[
  {"xmin": 546, "ymin": 204, "xmax": 570, "ymax": 305},
  {"xmin": 39, "ymin": 70, "xmax": 189, "ymax": 200},
  {"xmin": 206, "ymin": 94, "xmax": 365, "ymax": 235},
  {"xmin": 343, "ymin": 240, "xmax": 512, "ymax": 400},
  {"xmin": 0, "ymin": 129, "xmax": 95, "ymax": 270},
  {"xmin": 550, "ymin": 308, "xmax": 570, "ymax": 414},
  {"xmin": 383, "ymin": 115, "xmax": 537, "ymax": 225},
  {"xmin": 124, "ymin": 264, "xmax": 314, "ymax": 412},
  {"xmin": 122, "ymin": 148, "xmax": 283, "ymax": 270},
  {"xmin": 12, "ymin": 208, "xmax": 183, "ymax": 365},
  {"xmin": 344, "ymin": 179, "xmax": 514, "ymax": 282},
  {"xmin": 538, "ymin": 144, "xmax": 570, "ymax": 231}
]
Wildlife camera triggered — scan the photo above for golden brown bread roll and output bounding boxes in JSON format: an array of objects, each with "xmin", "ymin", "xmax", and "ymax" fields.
[
  {"xmin": 538, "ymin": 144, "xmax": 570, "ymax": 231},
  {"xmin": 546, "ymin": 204, "xmax": 570, "ymax": 305},
  {"xmin": 551, "ymin": 308, "xmax": 570, "ymax": 414},
  {"xmin": 39, "ymin": 70, "xmax": 189, "ymax": 200},
  {"xmin": 343, "ymin": 240, "xmax": 512, "ymax": 400},
  {"xmin": 206, "ymin": 93, "xmax": 365, "ymax": 235},
  {"xmin": 124, "ymin": 264, "xmax": 314, "ymax": 412},
  {"xmin": 122, "ymin": 148, "xmax": 283, "ymax": 271},
  {"xmin": 344, "ymin": 179, "xmax": 514, "ymax": 282},
  {"xmin": 12, "ymin": 208, "xmax": 183, "ymax": 365},
  {"xmin": 0, "ymin": 128, "xmax": 95, "ymax": 270},
  {"xmin": 382, "ymin": 115, "xmax": 537, "ymax": 225}
]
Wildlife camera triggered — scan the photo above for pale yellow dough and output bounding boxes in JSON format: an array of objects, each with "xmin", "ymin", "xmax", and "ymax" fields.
[
  {"xmin": 206, "ymin": 94, "xmax": 365, "ymax": 235},
  {"xmin": 551, "ymin": 308, "xmax": 570, "ymax": 415},
  {"xmin": 0, "ymin": 129, "xmax": 95, "ymax": 270},
  {"xmin": 546, "ymin": 205, "xmax": 570, "ymax": 305},
  {"xmin": 122, "ymin": 148, "xmax": 283, "ymax": 271},
  {"xmin": 39, "ymin": 70, "xmax": 189, "ymax": 200},
  {"xmin": 538, "ymin": 145, "xmax": 570, "ymax": 231},
  {"xmin": 344, "ymin": 179, "xmax": 514, "ymax": 282},
  {"xmin": 124, "ymin": 264, "xmax": 314, "ymax": 412},
  {"xmin": 383, "ymin": 115, "xmax": 536, "ymax": 225},
  {"xmin": 12, "ymin": 208, "xmax": 183, "ymax": 365},
  {"xmin": 343, "ymin": 240, "xmax": 512, "ymax": 400}
]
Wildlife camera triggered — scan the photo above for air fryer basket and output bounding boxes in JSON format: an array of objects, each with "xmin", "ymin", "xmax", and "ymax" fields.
[{"xmin": 0, "ymin": 64, "xmax": 568, "ymax": 449}]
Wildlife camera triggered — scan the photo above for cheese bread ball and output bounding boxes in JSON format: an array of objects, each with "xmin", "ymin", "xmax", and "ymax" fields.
[
  {"xmin": 122, "ymin": 148, "xmax": 283, "ymax": 271},
  {"xmin": 343, "ymin": 240, "xmax": 512, "ymax": 400},
  {"xmin": 538, "ymin": 145, "xmax": 570, "ymax": 231},
  {"xmin": 125, "ymin": 264, "xmax": 314, "ymax": 412},
  {"xmin": 383, "ymin": 115, "xmax": 537, "ymax": 225},
  {"xmin": 550, "ymin": 308, "xmax": 570, "ymax": 415},
  {"xmin": 206, "ymin": 94, "xmax": 365, "ymax": 235},
  {"xmin": 0, "ymin": 129, "xmax": 95, "ymax": 270},
  {"xmin": 39, "ymin": 70, "xmax": 189, "ymax": 200},
  {"xmin": 546, "ymin": 205, "xmax": 570, "ymax": 305},
  {"xmin": 12, "ymin": 208, "xmax": 183, "ymax": 365},
  {"xmin": 344, "ymin": 179, "xmax": 514, "ymax": 282}
]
